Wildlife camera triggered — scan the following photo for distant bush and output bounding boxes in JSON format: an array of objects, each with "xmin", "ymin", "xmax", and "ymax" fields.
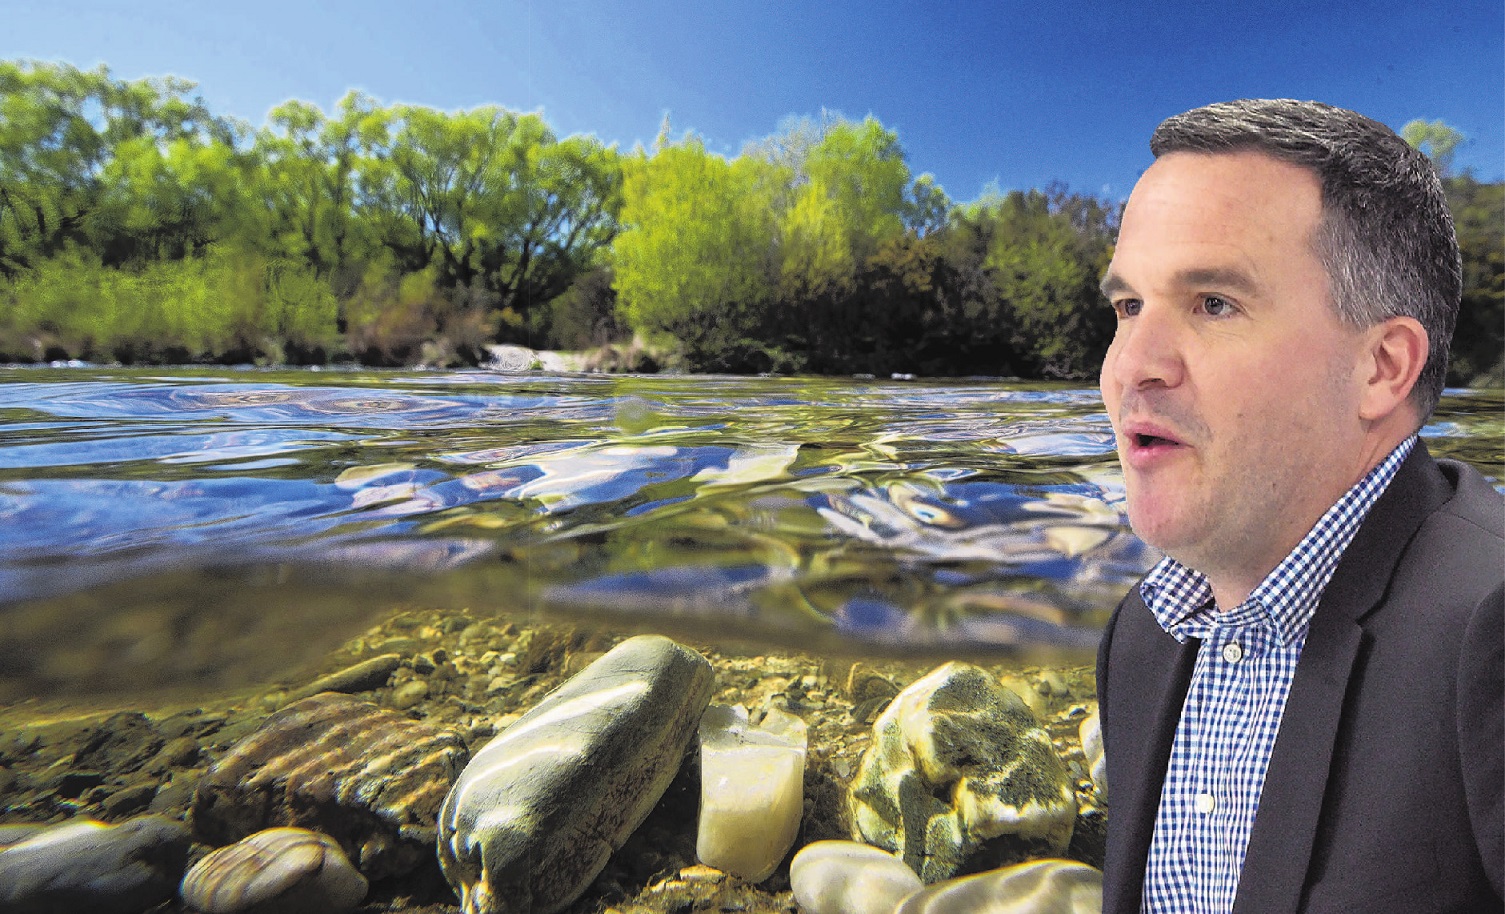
[{"xmin": 0, "ymin": 247, "xmax": 339, "ymax": 364}]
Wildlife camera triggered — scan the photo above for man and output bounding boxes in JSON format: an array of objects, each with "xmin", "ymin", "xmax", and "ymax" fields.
[{"xmin": 1095, "ymin": 98, "xmax": 1503, "ymax": 913}]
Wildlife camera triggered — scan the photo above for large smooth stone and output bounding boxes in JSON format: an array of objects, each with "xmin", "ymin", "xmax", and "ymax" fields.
[
  {"xmin": 894, "ymin": 859, "xmax": 1102, "ymax": 913},
  {"xmin": 437, "ymin": 634, "xmax": 715, "ymax": 914},
  {"xmin": 191, "ymin": 692, "xmax": 468, "ymax": 879},
  {"xmin": 789, "ymin": 840, "xmax": 923, "ymax": 914},
  {"xmin": 696, "ymin": 704, "xmax": 808, "ymax": 882},
  {"xmin": 180, "ymin": 827, "xmax": 367, "ymax": 914},
  {"xmin": 1079, "ymin": 707, "xmax": 1106, "ymax": 803},
  {"xmin": 0, "ymin": 815, "xmax": 190, "ymax": 914},
  {"xmin": 848, "ymin": 663, "xmax": 1077, "ymax": 882},
  {"xmin": 0, "ymin": 825, "xmax": 47, "ymax": 850}
]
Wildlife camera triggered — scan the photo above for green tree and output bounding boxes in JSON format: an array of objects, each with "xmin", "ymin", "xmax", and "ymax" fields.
[
  {"xmin": 1402, "ymin": 119, "xmax": 1465, "ymax": 177},
  {"xmin": 1444, "ymin": 175, "xmax": 1504, "ymax": 384},
  {"xmin": 254, "ymin": 92, "xmax": 380, "ymax": 286},
  {"xmin": 0, "ymin": 60, "xmax": 244, "ymax": 275},
  {"xmin": 612, "ymin": 135, "xmax": 782, "ymax": 369},
  {"xmin": 355, "ymin": 103, "xmax": 620, "ymax": 335},
  {"xmin": 952, "ymin": 183, "xmax": 1117, "ymax": 378},
  {"xmin": 772, "ymin": 117, "xmax": 911, "ymax": 299}
]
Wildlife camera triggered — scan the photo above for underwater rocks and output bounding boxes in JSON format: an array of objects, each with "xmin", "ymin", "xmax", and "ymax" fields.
[
  {"xmin": 790, "ymin": 840, "xmax": 924, "ymax": 914},
  {"xmin": 0, "ymin": 815, "xmax": 190, "ymax": 914},
  {"xmin": 848, "ymin": 662, "xmax": 1077, "ymax": 883},
  {"xmin": 790, "ymin": 842, "xmax": 1103, "ymax": 914},
  {"xmin": 285, "ymin": 653, "xmax": 402, "ymax": 702},
  {"xmin": 696, "ymin": 704, "xmax": 808, "ymax": 882},
  {"xmin": 894, "ymin": 858, "xmax": 1103, "ymax": 914},
  {"xmin": 1079, "ymin": 707, "xmax": 1106, "ymax": 804},
  {"xmin": 437, "ymin": 634, "xmax": 715, "ymax": 914},
  {"xmin": 191, "ymin": 691, "xmax": 468, "ymax": 880},
  {"xmin": 0, "ymin": 606, "xmax": 1109, "ymax": 914},
  {"xmin": 180, "ymin": 827, "xmax": 367, "ymax": 914}
]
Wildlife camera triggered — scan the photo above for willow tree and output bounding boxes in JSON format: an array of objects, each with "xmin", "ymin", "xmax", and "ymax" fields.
[
  {"xmin": 253, "ymin": 92, "xmax": 384, "ymax": 288},
  {"xmin": 611, "ymin": 135, "xmax": 782, "ymax": 369},
  {"xmin": 0, "ymin": 60, "xmax": 238, "ymax": 277},
  {"xmin": 1402, "ymin": 119, "xmax": 1464, "ymax": 177},
  {"xmin": 951, "ymin": 185, "xmax": 1117, "ymax": 378},
  {"xmin": 354, "ymin": 104, "xmax": 619, "ymax": 320},
  {"xmin": 768, "ymin": 117, "xmax": 910, "ymax": 299}
]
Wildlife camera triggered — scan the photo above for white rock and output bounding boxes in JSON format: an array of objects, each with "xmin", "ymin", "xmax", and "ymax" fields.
[
  {"xmin": 894, "ymin": 859, "xmax": 1102, "ymax": 913},
  {"xmin": 180, "ymin": 827, "xmax": 367, "ymax": 914},
  {"xmin": 697, "ymin": 704, "xmax": 808, "ymax": 882},
  {"xmin": 1079, "ymin": 707, "xmax": 1106, "ymax": 803},
  {"xmin": 789, "ymin": 840, "xmax": 922, "ymax": 914}
]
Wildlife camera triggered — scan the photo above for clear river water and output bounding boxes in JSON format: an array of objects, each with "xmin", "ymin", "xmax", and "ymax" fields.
[{"xmin": 1, "ymin": 366, "xmax": 1499, "ymax": 703}]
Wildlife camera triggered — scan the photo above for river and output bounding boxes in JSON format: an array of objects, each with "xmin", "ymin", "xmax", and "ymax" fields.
[{"xmin": 1, "ymin": 365, "xmax": 1499, "ymax": 703}]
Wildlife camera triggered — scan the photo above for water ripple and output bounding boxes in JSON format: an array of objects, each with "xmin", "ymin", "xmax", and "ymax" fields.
[{"xmin": 0, "ymin": 366, "xmax": 1498, "ymax": 697}]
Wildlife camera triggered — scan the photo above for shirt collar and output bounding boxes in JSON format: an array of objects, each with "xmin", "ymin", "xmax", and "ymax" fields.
[{"xmin": 1140, "ymin": 436, "xmax": 1416, "ymax": 644}]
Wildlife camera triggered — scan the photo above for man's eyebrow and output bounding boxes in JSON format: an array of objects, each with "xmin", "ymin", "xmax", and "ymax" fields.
[
  {"xmin": 1175, "ymin": 267, "xmax": 1259, "ymax": 295},
  {"xmin": 1099, "ymin": 272, "xmax": 1132, "ymax": 299},
  {"xmin": 1098, "ymin": 267, "xmax": 1259, "ymax": 300}
]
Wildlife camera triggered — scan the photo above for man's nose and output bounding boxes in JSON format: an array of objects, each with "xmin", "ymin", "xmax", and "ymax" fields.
[{"xmin": 1109, "ymin": 305, "xmax": 1185, "ymax": 391}]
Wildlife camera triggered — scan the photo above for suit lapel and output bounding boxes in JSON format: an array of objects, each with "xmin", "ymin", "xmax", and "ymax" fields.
[
  {"xmin": 1103, "ymin": 596, "xmax": 1200, "ymax": 914},
  {"xmin": 1233, "ymin": 445, "xmax": 1451, "ymax": 911}
]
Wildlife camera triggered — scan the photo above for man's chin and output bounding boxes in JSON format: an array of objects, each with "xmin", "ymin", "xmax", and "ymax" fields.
[{"xmin": 1125, "ymin": 504, "xmax": 1195, "ymax": 557}]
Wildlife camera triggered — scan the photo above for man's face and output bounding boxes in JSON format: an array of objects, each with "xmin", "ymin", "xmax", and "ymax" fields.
[{"xmin": 1099, "ymin": 151, "xmax": 1371, "ymax": 596}]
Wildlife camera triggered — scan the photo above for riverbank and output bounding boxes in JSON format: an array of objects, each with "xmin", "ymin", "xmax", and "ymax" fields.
[{"xmin": 0, "ymin": 604, "xmax": 1103, "ymax": 914}]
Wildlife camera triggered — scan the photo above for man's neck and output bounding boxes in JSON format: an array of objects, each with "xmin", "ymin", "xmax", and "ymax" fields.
[{"xmin": 1202, "ymin": 430, "xmax": 1418, "ymax": 612}]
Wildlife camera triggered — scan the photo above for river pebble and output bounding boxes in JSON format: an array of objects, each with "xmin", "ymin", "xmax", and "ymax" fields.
[
  {"xmin": 286, "ymin": 653, "xmax": 402, "ymax": 702},
  {"xmin": 849, "ymin": 662, "xmax": 1077, "ymax": 882},
  {"xmin": 437, "ymin": 634, "xmax": 714, "ymax": 914},
  {"xmin": 191, "ymin": 691, "xmax": 468, "ymax": 879},
  {"xmin": 893, "ymin": 858, "xmax": 1103, "ymax": 914},
  {"xmin": 0, "ymin": 815, "xmax": 190, "ymax": 914},
  {"xmin": 180, "ymin": 826, "xmax": 367, "ymax": 914},
  {"xmin": 1079, "ymin": 707, "xmax": 1106, "ymax": 803},
  {"xmin": 789, "ymin": 840, "xmax": 923, "ymax": 914}
]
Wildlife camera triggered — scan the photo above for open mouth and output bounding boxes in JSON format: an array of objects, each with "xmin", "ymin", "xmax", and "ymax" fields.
[{"xmin": 1134, "ymin": 433, "xmax": 1178, "ymax": 448}]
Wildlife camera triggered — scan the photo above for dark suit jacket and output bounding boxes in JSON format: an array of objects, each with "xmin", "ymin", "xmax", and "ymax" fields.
[{"xmin": 1097, "ymin": 443, "xmax": 1504, "ymax": 913}]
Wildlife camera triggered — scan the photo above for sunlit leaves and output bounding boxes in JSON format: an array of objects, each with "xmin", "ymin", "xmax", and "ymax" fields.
[
  {"xmin": 612, "ymin": 137, "xmax": 779, "ymax": 356},
  {"xmin": 1402, "ymin": 119, "xmax": 1464, "ymax": 178}
]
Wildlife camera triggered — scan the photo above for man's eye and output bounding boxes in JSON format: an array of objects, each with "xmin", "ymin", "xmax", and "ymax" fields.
[
  {"xmin": 1201, "ymin": 296, "xmax": 1233, "ymax": 316},
  {"xmin": 1114, "ymin": 299, "xmax": 1142, "ymax": 317}
]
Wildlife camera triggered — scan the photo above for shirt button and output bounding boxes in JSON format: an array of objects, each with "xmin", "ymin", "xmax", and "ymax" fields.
[
  {"xmin": 1195, "ymin": 792, "xmax": 1216, "ymax": 815},
  {"xmin": 1222, "ymin": 641, "xmax": 1244, "ymax": 663}
]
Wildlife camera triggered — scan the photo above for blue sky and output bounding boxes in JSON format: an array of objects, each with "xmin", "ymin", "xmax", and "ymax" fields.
[{"xmin": 8, "ymin": 0, "xmax": 1502, "ymax": 202}]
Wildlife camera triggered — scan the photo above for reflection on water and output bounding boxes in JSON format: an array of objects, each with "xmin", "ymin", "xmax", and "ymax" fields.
[{"xmin": 0, "ymin": 366, "xmax": 1499, "ymax": 700}]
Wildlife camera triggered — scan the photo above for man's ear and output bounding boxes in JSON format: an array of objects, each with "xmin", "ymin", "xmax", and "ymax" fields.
[{"xmin": 1358, "ymin": 316, "xmax": 1428, "ymax": 422}]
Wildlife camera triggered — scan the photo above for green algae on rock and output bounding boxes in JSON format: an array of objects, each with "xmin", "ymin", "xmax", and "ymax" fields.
[{"xmin": 848, "ymin": 662, "xmax": 1078, "ymax": 883}]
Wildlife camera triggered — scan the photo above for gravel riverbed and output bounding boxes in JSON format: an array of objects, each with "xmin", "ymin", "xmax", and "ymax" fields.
[{"xmin": 0, "ymin": 604, "xmax": 1104, "ymax": 914}]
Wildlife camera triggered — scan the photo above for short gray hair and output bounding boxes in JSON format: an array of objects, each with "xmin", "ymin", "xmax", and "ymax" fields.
[{"xmin": 1150, "ymin": 99, "xmax": 1460, "ymax": 420}]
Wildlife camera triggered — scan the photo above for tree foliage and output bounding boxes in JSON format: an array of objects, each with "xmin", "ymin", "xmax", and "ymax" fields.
[
  {"xmin": 1, "ymin": 61, "xmax": 1498, "ymax": 383},
  {"xmin": 1445, "ymin": 175, "xmax": 1504, "ymax": 384},
  {"xmin": 1402, "ymin": 119, "xmax": 1465, "ymax": 177}
]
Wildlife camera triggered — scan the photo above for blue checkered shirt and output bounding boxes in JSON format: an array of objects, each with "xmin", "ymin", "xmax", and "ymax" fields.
[{"xmin": 1139, "ymin": 436, "xmax": 1416, "ymax": 913}]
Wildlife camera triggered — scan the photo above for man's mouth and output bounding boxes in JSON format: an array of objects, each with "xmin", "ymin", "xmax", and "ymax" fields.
[
  {"xmin": 1134, "ymin": 432, "xmax": 1179, "ymax": 448},
  {"xmin": 1121, "ymin": 421, "xmax": 1187, "ymax": 457}
]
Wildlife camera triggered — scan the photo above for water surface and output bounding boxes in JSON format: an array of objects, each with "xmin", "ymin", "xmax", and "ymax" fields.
[{"xmin": 1, "ymin": 366, "xmax": 1498, "ymax": 700}]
